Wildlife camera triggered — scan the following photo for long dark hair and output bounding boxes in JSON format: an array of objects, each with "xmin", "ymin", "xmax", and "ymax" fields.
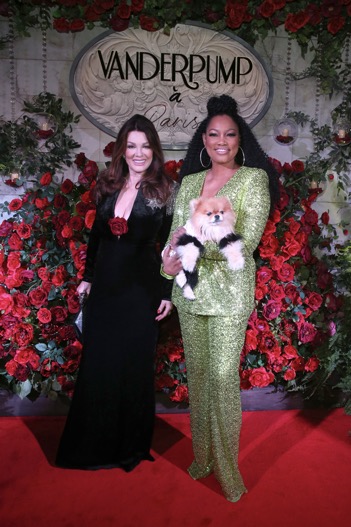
[
  {"xmin": 94, "ymin": 114, "xmax": 173, "ymax": 204},
  {"xmin": 179, "ymin": 95, "xmax": 280, "ymax": 211}
]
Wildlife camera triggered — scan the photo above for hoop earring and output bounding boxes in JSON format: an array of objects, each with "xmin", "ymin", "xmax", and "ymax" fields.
[
  {"xmin": 200, "ymin": 147, "xmax": 211, "ymax": 169},
  {"xmin": 238, "ymin": 146, "xmax": 245, "ymax": 166}
]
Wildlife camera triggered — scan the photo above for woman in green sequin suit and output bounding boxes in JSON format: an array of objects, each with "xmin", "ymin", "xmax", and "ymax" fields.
[{"xmin": 162, "ymin": 95, "xmax": 280, "ymax": 502}]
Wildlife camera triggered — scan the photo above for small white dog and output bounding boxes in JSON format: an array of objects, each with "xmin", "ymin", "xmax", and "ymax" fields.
[{"xmin": 175, "ymin": 196, "xmax": 244, "ymax": 300}]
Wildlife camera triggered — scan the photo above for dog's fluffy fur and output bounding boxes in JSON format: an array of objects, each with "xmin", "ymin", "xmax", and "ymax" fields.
[{"xmin": 175, "ymin": 196, "xmax": 245, "ymax": 300}]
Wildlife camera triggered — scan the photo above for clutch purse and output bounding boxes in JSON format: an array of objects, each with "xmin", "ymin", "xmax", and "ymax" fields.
[{"xmin": 74, "ymin": 292, "xmax": 88, "ymax": 340}]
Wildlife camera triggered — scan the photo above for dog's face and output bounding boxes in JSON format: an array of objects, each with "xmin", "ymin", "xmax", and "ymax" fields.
[{"xmin": 189, "ymin": 196, "xmax": 236, "ymax": 242}]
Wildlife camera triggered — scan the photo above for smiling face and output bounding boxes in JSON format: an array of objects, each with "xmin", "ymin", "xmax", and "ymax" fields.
[
  {"xmin": 202, "ymin": 114, "xmax": 240, "ymax": 169},
  {"xmin": 124, "ymin": 130, "xmax": 154, "ymax": 178}
]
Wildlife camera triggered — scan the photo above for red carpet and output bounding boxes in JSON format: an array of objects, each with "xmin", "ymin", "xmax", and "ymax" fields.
[{"xmin": 0, "ymin": 409, "xmax": 350, "ymax": 527}]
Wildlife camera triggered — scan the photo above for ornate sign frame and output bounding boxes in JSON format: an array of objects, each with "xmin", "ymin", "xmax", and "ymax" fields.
[{"xmin": 70, "ymin": 22, "xmax": 273, "ymax": 149}]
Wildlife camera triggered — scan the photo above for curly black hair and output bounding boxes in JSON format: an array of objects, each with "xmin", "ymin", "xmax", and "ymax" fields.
[{"xmin": 179, "ymin": 94, "xmax": 280, "ymax": 211}]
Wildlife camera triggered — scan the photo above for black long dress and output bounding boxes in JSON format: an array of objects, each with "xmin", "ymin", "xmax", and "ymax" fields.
[{"xmin": 56, "ymin": 186, "xmax": 175, "ymax": 471}]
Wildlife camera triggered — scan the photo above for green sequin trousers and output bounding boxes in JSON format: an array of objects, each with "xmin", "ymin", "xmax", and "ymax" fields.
[{"xmin": 178, "ymin": 311, "xmax": 248, "ymax": 503}]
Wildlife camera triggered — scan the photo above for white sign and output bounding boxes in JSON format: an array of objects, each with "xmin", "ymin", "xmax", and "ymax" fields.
[{"xmin": 70, "ymin": 23, "xmax": 273, "ymax": 149}]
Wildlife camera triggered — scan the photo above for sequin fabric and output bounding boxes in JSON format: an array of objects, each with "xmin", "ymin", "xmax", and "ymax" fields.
[{"xmin": 167, "ymin": 167, "xmax": 270, "ymax": 502}]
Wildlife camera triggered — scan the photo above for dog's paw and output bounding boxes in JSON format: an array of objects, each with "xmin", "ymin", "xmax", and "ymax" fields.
[
  {"xmin": 221, "ymin": 240, "xmax": 245, "ymax": 271},
  {"xmin": 176, "ymin": 271, "xmax": 187, "ymax": 288},
  {"xmin": 177, "ymin": 244, "xmax": 200, "ymax": 272},
  {"xmin": 183, "ymin": 284, "xmax": 196, "ymax": 300}
]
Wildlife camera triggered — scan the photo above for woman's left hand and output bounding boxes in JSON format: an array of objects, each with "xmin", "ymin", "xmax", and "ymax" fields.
[{"xmin": 155, "ymin": 300, "xmax": 173, "ymax": 321}]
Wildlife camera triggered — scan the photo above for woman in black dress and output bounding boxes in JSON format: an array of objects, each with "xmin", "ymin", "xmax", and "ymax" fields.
[{"xmin": 56, "ymin": 115, "xmax": 177, "ymax": 471}]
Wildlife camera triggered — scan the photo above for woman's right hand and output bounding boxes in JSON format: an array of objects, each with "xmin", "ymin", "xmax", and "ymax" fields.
[
  {"xmin": 162, "ymin": 244, "xmax": 182, "ymax": 276},
  {"xmin": 77, "ymin": 281, "xmax": 92, "ymax": 297}
]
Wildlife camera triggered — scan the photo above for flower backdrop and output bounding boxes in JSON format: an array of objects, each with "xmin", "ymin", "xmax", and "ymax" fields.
[
  {"xmin": 0, "ymin": 94, "xmax": 350, "ymax": 407},
  {"xmin": 1, "ymin": 1, "xmax": 351, "ymax": 95}
]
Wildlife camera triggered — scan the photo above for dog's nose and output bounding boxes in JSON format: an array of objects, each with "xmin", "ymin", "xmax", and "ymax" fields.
[{"xmin": 214, "ymin": 214, "xmax": 221, "ymax": 221}]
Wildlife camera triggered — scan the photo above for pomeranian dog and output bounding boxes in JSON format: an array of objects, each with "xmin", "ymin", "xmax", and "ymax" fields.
[{"xmin": 175, "ymin": 196, "xmax": 245, "ymax": 300}]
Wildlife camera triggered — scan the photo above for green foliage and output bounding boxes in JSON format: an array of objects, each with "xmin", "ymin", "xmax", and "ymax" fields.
[{"xmin": 0, "ymin": 92, "xmax": 80, "ymax": 184}]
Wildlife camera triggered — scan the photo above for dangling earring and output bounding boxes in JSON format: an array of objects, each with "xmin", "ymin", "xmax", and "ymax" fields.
[
  {"xmin": 237, "ymin": 146, "xmax": 245, "ymax": 166},
  {"xmin": 200, "ymin": 147, "xmax": 211, "ymax": 169}
]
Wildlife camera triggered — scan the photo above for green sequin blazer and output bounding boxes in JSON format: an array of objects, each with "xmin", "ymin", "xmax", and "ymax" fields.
[{"xmin": 168, "ymin": 167, "xmax": 271, "ymax": 317}]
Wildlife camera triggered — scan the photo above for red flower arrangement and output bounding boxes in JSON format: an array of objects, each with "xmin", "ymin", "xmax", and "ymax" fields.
[{"xmin": 0, "ymin": 153, "xmax": 97, "ymax": 399}]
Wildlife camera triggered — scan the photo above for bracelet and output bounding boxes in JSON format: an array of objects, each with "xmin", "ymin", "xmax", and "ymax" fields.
[{"xmin": 160, "ymin": 265, "xmax": 174, "ymax": 280}]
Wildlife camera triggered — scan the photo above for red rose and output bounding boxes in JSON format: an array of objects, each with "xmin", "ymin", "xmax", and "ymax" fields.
[
  {"xmin": 305, "ymin": 357, "xmax": 319, "ymax": 372},
  {"xmin": 14, "ymin": 348, "xmax": 40, "ymax": 369},
  {"xmin": 283, "ymin": 345, "xmax": 298, "ymax": 359},
  {"xmin": 276, "ymin": 262, "xmax": 295, "ymax": 282},
  {"xmin": 35, "ymin": 197, "xmax": 49, "ymax": 210},
  {"xmin": 110, "ymin": 15, "xmax": 129, "ymax": 31},
  {"xmin": 258, "ymin": 235, "xmax": 280, "ymax": 259},
  {"xmin": 282, "ymin": 232, "xmax": 303, "ymax": 257},
  {"xmin": 286, "ymin": 217, "xmax": 301, "ymax": 235},
  {"xmin": 52, "ymin": 265, "xmax": 68, "ymax": 287},
  {"xmin": 0, "ymin": 219, "xmax": 13, "ymax": 236},
  {"xmin": 70, "ymin": 18, "xmax": 85, "ymax": 32},
  {"xmin": 243, "ymin": 329, "xmax": 258, "ymax": 353},
  {"xmin": 108, "ymin": 217, "xmax": 128, "ymax": 236},
  {"xmin": 29, "ymin": 287, "xmax": 48, "ymax": 307},
  {"xmin": 51, "ymin": 305, "xmax": 68, "ymax": 322},
  {"xmin": 0, "ymin": 293, "xmax": 14, "ymax": 314},
  {"xmin": 61, "ymin": 359, "xmax": 80, "ymax": 373},
  {"xmin": 9, "ymin": 198, "xmax": 23, "ymax": 211},
  {"xmin": 117, "ymin": 1, "xmax": 132, "ymax": 19},
  {"xmin": 277, "ymin": 186, "xmax": 290, "ymax": 211},
  {"xmin": 283, "ymin": 368, "xmax": 296, "ymax": 381},
  {"xmin": 226, "ymin": 3, "xmax": 246, "ymax": 29},
  {"xmin": 74, "ymin": 152, "xmax": 87, "ymax": 169},
  {"xmin": 285, "ymin": 11, "xmax": 310, "ymax": 32},
  {"xmin": 37, "ymin": 307, "xmax": 52, "ymax": 324},
  {"xmin": 14, "ymin": 323, "xmax": 34, "ymax": 347},
  {"xmin": 298, "ymin": 321, "xmax": 317, "ymax": 344},
  {"xmin": 139, "ymin": 15, "xmax": 159, "ymax": 31},
  {"xmin": 258, "ymin": 1, "xmax": 276, "ymax": 18},
  {"xmin": 8, "ymin": 233, "xmax": 23, "ymax": 250},
  {"xmin": 40, "ymin": 358, "xmax": 60, "ymax": 377},
  {"xmin": 290, "ymin": 357, "xmax": 305, "ymax": 372},
  {"xmin": 15, "ymin": 222, "xmax": 32, "ymax": 239},
  {"xmin": 84, "ymin": 209, "xmax": 96, "ymax": 230},
  {"xmin": 263, "ymin": 300, "xmax": 282, "ymax": 320},
  {"xmin": 256, "ymin": 266, "xmax": 273, "ymax": 284},
  {"xmin": 306, "ymin": 4, "xmax": 322, "ymax": 25},
  {"xmin": 7, "ymin": 252, "xmax": 21, "ymax": 271},
  {"xmin": 63, "ymin": 342, "xmax": 82, "ymax": 360},
  {"xmin": 69, "ymin": 216, "xmax": 84, "ymax": 231},
  {"xmin": 155, "ymin": 373, "xmax": 175, "ymax": 391},
  {"xmin": 131, "ymin": 0, "xmax": 144, "ymax": 13},
  {"xmin": 269, "ymin": 254, "xmax": 286, "ymax": 271},
  {"xmin": 269, "ymin": 281, "xmax": 285, "ymax": 300},
  {"xmin": 305, "ymin": 291, "xmax": 323, "ymax": 311},
  {"xmin": 61, "ymin": 224, "xmax": 73, "ymax": 239},
  {"xmin": 321, "ymin": 211, "xmax": 329, "ymax": 225},
  {"xmin": 5, "ymin": 359, "xmax": 19, "ymax": 377},
  {"xmin": 103, "ymin": 141, "xmax": 115, "ymax": 157},
  {"xmin": 169, "ymin": 384, "xmax": 189, "ymax": 403},
  {"xmin": 40, "ymin": 172, "xmax": 52, "ymax": 186},
  {"xmin": 255, "ymin": 283, "xmax": 268, "ymax": 301},
  {"xmin": 53, "ymin": 17, "xmax": 70, "ymax": 33},
  {"xmin": 248, "ymin": 367, "xmax": 275, "ymax": 388},
  {"xmin": 259, "ymin": 331, "xmax": 280, "ymax": 355},
  {"xmin": 291, "ymin": 160, "xmax": 305, "ymax": 173},
  {"xmin": 301, "ymin": 207, "xmax": 318, "ymax": 226},
  {"xmin": 61, "ymin": 178, "xmax": 74, "ymax": 194}
]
